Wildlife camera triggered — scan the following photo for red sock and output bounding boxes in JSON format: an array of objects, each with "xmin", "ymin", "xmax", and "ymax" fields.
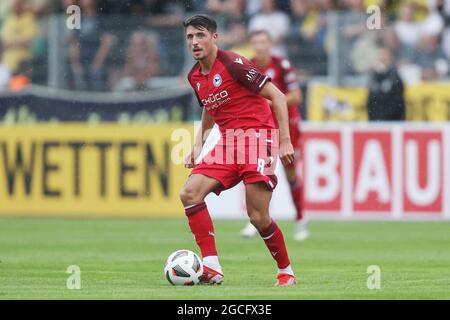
[
  {"xmin": 185, "ymin": 202, "xmax": 217, "ymax": 257},
  {"xmin": 259, "ymin": 220, "xmax": 291, "ymax": 269},
  {"xmin": 290, "ymin": 181, "xmax": 303, "ymax": 221}
]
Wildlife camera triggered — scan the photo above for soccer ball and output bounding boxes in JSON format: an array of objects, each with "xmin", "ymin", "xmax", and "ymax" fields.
[{"xmin": 164, "ymin": 249, "xmax": 203, "ymax": 285}]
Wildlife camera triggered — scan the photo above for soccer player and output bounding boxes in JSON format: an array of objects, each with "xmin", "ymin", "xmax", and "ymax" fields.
[
  {"xmin": 180, "ymin": 15, "xmax": 296, "ymax": 286},
  {"xmin": 240, "ymin": 30, "xmax": 309, "ymax": 241}
]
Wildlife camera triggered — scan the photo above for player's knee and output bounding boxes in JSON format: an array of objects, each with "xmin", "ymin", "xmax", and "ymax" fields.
[
  {"xmin": 179, "ymin": 185, "xmax": 202, "ymax": 205},
  {"xmin": 250, "ymin": 213, "xmax": 267, "ymax": 230},
  {"xmin": 249, "ymin": 215, "xmax": 262, "ymax": 228},
  {"xmin": 249, "ymin": 213, "xmax": 270, "ymax": 230}
]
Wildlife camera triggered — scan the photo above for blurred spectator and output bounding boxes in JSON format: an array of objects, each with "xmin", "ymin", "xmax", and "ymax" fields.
[
  {"xmin": 0, "ymin": 0, "xmax": 38, "ymax": 74},
  {"xmin": 411, "ymin": 33, "xmax": 449, "ymax": 80},
  {"xmin": 68, "ymin": 0, "xmax": 116, "ymax": 91},
  {"xmin": 343, "ymin": 0, "xmax": 386, "ymax": 74},
  {"xmin": 290, "ymin": 0, "xmax": 312, "ymax": 38},
  {"xmin": 341, "ymin": 0, "xmax": 367, "ymax": 40},
  {"xmin": 301, "ymin": 0, "xmax": 334, "ymax": 49},
  {"xmin": 8, "ymin": 60, "xmax": 32, "ymax": 92},
  {"xmin": 206, "ymin": 0, "xmax": 247, "ymax": 22},
  {"xmin": 96, "ymin": 0, "xmax": 204, "ymax": 16},
  {"xmin": 227, "ymin": 27, "xmax": 254, "ymax": 58},
  {"xmin": 0, "ymin": 40, "xmax": 11, "ymax": 91},
  {"xmin": 367, "ymin": 47, "xmax": 405, "ymax": 121},
  {"xmin": 430, "ymin": 0, "xmax": 450, "ymax": 58},
  {"xmin": 147, "ymin": 0, "xmax": 188, "ymax": 27},
  {"xmin": 422, "ymin": 0, "xmax": 445, "ymax": 36},
  {"xmin": 109, "ymin": 31, "xmax": 160, "ymax": 92},
  {"xmin": 379, "ymin": 18, "xmax": 401, "ymax": 53},
  {"xmin": 60, "ymin": 0, "xmax": 78, "ymax": 13},
  {"xmin": 397, "ymin": 0, "xmax": 449, "ymax": 81},
  {"xmin": 343, "ymin": 0, "xmax": 365, "ymax": 12},
  {"xmin": 246, "ymin": 0, "xmax": 262, "ymax": 16},
  {"xmin": 350, "ymin": 13, "xmax": 397, "ymax": 73},
  {"xmin": 97, "ymin": 0, "xmax": 151, "ymax": 15},
  {"xmin": 0, "ymin": 1, "xmax": 12, "ymax": 26},
  {"xmin": 394, "ymin": 2, "xmax": 422, "ymax": 48},
  {"xmin": 28, "ymin": 0, "xmax": 58, "ymax": 17},
  {"xmin": 211, "ymin": 0, "xmax": 253, "ymax": 57},
  {"xmin": 248, "ymin": 0, "xmax": 290, "ymax": 56},
  {"xmin": 206, "ymin": 0, "xmax": 228, "ymax": 14}
]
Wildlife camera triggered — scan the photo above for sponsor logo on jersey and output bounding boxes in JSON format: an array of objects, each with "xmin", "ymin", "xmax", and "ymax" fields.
[
  {"xmin": 246, "ymin": 69, "xmax": 258, "ymax": 82},
  {"xmin": 201, "ymin": 90, "xmax": 231, "ymax": 110},
  {"xmin": 213, "ymin": 74, "xmax": 222, "ymax": 87},
  {"xmin": 234, "ymin": 57, "xmax": 243, "ymax": 65}
]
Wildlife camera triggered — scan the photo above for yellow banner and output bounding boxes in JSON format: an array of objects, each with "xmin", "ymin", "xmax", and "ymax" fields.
[
  {"xmin": 0, "ymin": 124, "xmax": 194, "ymax": 217},
  {"xmin": 308, "ymin": 82, "xmax": 450, "ymax": 121},
  {"xmin": 405, "ymin": 83, "xmax": 450, "ymax": 121}
]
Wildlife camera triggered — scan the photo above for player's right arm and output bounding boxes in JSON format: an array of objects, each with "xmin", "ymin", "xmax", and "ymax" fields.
[
  {"xmin": 260, "ymin": 82, "xmax": 295, "ymax": 166},
  {"xmin": 184, "ymin": 108, "xmax": 215, "ymax": 168}
]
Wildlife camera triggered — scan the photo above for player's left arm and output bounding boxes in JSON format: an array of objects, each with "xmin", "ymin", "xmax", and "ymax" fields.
[{"xmin": 260, "ymin": 82, "xmax": 295, "ymax": 166}]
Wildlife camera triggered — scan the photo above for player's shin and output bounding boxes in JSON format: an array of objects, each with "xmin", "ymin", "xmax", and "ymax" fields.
[
  {"xmin": 259, "ymin": 219, "xmax": 294, "ymax": 275},
  {"xmin": 184, "ymin": 202, "xmax": 220, "ymax": 269}
]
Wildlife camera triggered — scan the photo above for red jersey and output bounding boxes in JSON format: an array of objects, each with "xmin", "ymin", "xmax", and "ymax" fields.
[
  {"xmin": 251, "ymin": 56, "xmax": 300, "ymax": 114},
  {"xmin": 188, "ymin": 49, "xmax": 275, "ymax": 138}
]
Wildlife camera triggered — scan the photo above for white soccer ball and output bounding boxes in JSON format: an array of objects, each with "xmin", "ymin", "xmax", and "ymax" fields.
[{"xmin": 164, "ymin": 249, "xmax": 203, "ymax": 285}]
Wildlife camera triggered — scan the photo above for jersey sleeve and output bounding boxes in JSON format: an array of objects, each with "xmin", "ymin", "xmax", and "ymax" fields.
[{"xmin": 220, "ymin": 51, "xmax": 271, "ymax": 93}]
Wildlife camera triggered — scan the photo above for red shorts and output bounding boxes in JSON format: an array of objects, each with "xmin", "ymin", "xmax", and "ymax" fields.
[{"xmin": 191, "ymin": 131, "xmax": 279, "ymax": 195}]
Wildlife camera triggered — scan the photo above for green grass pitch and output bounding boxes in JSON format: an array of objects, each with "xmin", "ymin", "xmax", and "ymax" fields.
[{"xmin": 0, "ymin": 217, "xmax": 449, "ymax": 299}]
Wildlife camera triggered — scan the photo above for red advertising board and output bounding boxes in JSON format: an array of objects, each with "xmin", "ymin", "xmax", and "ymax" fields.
[
  {"xmin": 302, "ymin": 131, "xmax": 342, "ymax": 212},
  {"xmin": 301, "ymin": 124, "xmax": 449, "ymax": 219},
  {"xmin": 403, "ymin": 131, "xmax": 443, "ymax": 214},
  {"xmin": 352, "ymin": 131, "xmax": 392, "ymax": 213}
]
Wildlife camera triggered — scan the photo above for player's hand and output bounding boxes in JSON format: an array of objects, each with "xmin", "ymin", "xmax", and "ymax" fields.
[
  {"xmin": 279, "ymin": 140, "xmax": 295, "ymax": 166},
  {"xmin": 184, "ymin": 145, "xmax": 202, "ymax": 168}
]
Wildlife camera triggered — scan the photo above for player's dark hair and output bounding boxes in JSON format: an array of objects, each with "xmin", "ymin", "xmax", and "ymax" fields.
[
  {"xmin": 248, "ymin": 30, "xmax": 273, "ymax": 41},
  {"xmin": 183, "ymin": 14, "xmax": 217, "ymax": 33}
]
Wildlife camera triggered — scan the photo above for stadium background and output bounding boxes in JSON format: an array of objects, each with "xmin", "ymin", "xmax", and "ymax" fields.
[
  {"xmin": 0, "ymin": 0, "xmax": 450, "ymax": 300},
  {"xmin": 0, "ymin": 0, "xmax": 449, "ymax": 220}
]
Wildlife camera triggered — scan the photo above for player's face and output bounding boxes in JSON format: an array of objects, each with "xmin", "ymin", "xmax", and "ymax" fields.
[
  {"xmin": 185, "ymin": 26, "xmax": 218, "ymax": 61},
  {"xmin": 250, "ymin": 33, "xmax": 272, "ymax": 61}
]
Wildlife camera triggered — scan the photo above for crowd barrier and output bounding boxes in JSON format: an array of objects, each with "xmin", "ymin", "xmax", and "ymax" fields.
[{"xmin": 0, "ymin": 85, "xmax": 193, "ymax": 123}]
